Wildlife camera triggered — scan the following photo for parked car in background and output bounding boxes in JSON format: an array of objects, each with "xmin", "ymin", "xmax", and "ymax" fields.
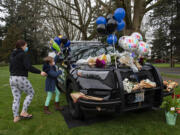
[{"xmin": 154, "ymin": 59, "xmax": 166, "ymax": 63}]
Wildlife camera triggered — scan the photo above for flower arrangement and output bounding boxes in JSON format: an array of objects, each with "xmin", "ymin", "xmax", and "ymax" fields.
[
  {"xmin": 95, "ymin": 58, "xmax": 106, "ymax": 68},
  {"xmin": 172, "ymin": 94, "xmax": 180, "ymax": 113},
  {"xmin": 161, "ymin": 95, "xmax": 180, "ymax": 115},
  {"xmin": 161, "ymin": 93, "xmax": 180, "ymax": 126}
]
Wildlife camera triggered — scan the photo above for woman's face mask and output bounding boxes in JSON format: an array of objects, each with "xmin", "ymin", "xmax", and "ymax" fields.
[
  {"xmin": 22, "ymin": 43, "xmax": 28, "ymax": 52},
  {"xmin": 24, "ymin": 47, "xmax": 28, "ymax": 52}
]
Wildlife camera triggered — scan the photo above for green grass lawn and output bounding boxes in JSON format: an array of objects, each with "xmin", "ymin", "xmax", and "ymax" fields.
[
  {"xmin": 1, "ymin": 66, "xmax": 180, "ymax": 135},
  {"xmin": 153, "ymin": 63, "xmax": 180, "ymax": 68}
]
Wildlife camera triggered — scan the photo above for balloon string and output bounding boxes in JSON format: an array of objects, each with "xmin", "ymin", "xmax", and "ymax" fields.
[{"xmin": 113, "ymin": 33, "xmax": 117, "ymax": 69}]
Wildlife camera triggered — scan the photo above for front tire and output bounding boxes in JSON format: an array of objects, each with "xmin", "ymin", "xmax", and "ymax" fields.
[{"xmin": 66, "ymin": 83, "xmax": 84, "ymax": 119}]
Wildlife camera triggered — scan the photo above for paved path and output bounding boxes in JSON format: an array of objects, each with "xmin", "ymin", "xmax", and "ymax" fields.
[
  {"xmin": 157, "ymin": 67, "xmax": 180, "ymax": 75},
  {"xmin": 157, "ymin": 67, "xmax": 180, "ymax": 84}
]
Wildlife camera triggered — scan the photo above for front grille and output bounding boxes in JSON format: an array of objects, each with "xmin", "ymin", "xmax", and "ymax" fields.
[
  {"xmin": 86, "ymin": 89, "xmax": 111, "ymax": 98},
  {"xmin": 120, "ymin": 69, "xmax": 155, "ymax": 83}
]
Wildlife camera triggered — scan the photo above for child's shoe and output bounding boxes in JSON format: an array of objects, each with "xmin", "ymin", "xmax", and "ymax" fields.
[
  {"xmin": 44, "ymin": 106, "xmax": 52, "ymax": 114},
  {"xmin": 54, "ymin": 102, "xmax": 64, "ymax": 111}
]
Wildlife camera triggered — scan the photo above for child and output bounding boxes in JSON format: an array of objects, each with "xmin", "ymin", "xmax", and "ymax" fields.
[{"xmin": 42, "ymin": 56, "xmax": 63, "ymax": 114}]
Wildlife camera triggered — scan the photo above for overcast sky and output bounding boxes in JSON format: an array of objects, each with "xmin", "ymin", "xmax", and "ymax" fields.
[
  {"xmin": 0, "ymin": 6, "xmax": 6, "ymax": 25},
  {"xmin": 0, "ymin": 0, "xmax": 154, "ymax": 43}
]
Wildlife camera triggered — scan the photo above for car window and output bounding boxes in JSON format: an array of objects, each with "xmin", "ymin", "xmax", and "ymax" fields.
[
  {"xmin": 95, "ymin": 48, "xmax": 106, "ymax": 56},
  {"xmin": 81, "ymin": 48, "xmax": 95, "ymax": 59},
  {"xmin": 106, "ymin": 46, "xmax": 114, "ymax": 53},
  {"xmin": 77, "ymin": 53, "xmax": 83, "ymax": 60},
  {"xmin": 70, "ymin": 42, "xmax": 117, "ymax": 61},
  {"xmin": 70, "ymin": 45, "xmax": 85, "ymax": 54}
]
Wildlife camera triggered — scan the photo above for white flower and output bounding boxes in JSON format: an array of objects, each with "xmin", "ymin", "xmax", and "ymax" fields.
[{"xmin": 170, "ymin": 107, "xmax": 175, "ymax": 111}]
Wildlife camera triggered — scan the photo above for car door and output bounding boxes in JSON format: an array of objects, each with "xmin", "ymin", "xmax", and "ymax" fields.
[{"xmin": 56, "ymin": 62, "xmax": 68, "ymax": 93}]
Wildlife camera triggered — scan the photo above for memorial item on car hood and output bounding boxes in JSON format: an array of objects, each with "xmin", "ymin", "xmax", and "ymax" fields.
[
  {"xmin": 76, "ymin": 51, "xmax": 142, "ymax": 71},
  {"xmin": 123, "ymin": 78, "xmax": 157, "ymax": 93},
  {"xmin": 70, "ymin": 92, "xmax": 103, "ymax": 103},
  {"xmin": 123, "ymin": 78, "xmax": 134, "ymax": 93},
  {"xmin": 139, "ymin": 79, "xmax": 156, "ymax": 88}
]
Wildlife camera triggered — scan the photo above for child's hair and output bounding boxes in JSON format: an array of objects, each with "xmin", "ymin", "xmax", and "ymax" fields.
[{"xmin": 43, "ymin": 56, "xmax": 54, "ymax": 63}]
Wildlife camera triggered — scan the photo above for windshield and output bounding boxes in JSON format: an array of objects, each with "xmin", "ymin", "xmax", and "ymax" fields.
[{"xmin": 70, "ymin": 44, "xmax": 114, "ymax": 61}]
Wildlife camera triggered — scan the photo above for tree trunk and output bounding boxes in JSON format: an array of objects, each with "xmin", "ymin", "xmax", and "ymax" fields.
[
  {"xmin": 81, "ymin": 26, "xmax": 88, "ymax": 40},
  {"xmin": 114, "ymin": 0, "xmax": 145, "ymax": 35},
  {"xmin": 132, "ymin": 0, "xmax": 145, "ymax": 32}
]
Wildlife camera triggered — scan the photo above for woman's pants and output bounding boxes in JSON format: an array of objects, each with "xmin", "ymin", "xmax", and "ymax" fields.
[
  {"xmin": 45, "ymin": 87, "xmax": 60, "ymax": 106},
  {"xmin": 9, "ymin": 76, "xmax": 34, "ymax": 118}
]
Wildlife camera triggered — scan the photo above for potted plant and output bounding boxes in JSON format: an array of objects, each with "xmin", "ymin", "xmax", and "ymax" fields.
[{"xmin": 161, "ymin": 94, "xmax": 180, "ymax": 126}]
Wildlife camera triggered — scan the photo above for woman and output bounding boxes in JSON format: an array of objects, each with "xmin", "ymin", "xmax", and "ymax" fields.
[{"xmin": 9, "ymin": 40, "xmax": 47, "ymax": 123}]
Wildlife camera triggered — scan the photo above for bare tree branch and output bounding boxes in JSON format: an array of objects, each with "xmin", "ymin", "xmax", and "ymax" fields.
[
  {"xmin": 145, "ymin": 0, "xmax": 164, "ymax": 13},
  {"xmin": 74, "ymin": 0, "xmax": 83, "ymax": 27},
  {"xmin": 145, "ymin": 0, "xmax": 154, "ymax": 6},
  {"xmin": 95, "ymin": 0, "xmax": 109, "ymax": 11},
  {"xmin": 61, "ymin": 0, "xmax": 77, "ymax": 11},
  {"xmin": 44, "ymin": 0, "xmax": 99, "ymax": 40},
  {"xmin": 45, "ymin": 0, "xmax": 81, "ymax": 30}
]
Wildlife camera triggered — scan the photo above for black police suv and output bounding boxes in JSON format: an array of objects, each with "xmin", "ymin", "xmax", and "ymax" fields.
[{"xmin": 56, "ymin": 41, "xmax": 172, "ymax": 119}]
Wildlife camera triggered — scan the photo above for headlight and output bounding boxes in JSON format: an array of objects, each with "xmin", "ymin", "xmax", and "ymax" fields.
[{"xmin": 77, "ymin": 70, "xmax": 109, "ymax": 80}]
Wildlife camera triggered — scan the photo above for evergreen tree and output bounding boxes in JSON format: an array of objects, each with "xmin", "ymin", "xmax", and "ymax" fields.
[
  {"xmin": 0, "ymin": 25, "xmax": 3, "ymax": 47},
  {"xmin": 149, "ymin": 0, "xmax": 178, "ymax": 66},
  {"xmin": 171, "ymin": 0, "xmax": 180, "ymax": 61},
  {"xmin": 151, "ymin": 27, "xmax": 170, "ymax": 62},
  {"xmin": 0, "ymin": 0, "xmax": 48, "ymax": 63},
  {"xmin": 0, "ymin": 24, "xmax": 22, "ymax": 62}
]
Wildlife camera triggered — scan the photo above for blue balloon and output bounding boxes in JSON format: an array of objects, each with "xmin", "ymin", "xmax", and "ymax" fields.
[
  {"xmin": 117, "ymin": 20, "xmax": 125, "ymax": 31},
  {"xmin": 96, "ymin": 16, "xmax": 107, "ymax": 25},
  {"xmin": 64, "ymin": 40, "xmax": 71, "ymax": 48},
  {"xmin": 114, "ymin": 8, "xmax": 126, "ymax": 22},
  {"xmin": 107, "ymin": 34, "xmax": 117, "ymax": 45},
  {"xmin": 54, "ymin": 37, "xmax": 61, "ymax": 46}
]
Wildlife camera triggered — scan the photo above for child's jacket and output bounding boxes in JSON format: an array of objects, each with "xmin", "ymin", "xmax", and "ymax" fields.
[{"xmin": 43, "ymin": 63, "xmax": 62, "ymax": 92}]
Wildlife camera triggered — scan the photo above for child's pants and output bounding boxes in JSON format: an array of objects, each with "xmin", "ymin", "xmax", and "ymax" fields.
[
  {"xmin": 9, "ymin": 76, "xmax": 34, "ymax": 118},
  {"xmin": 45, "ymin": 87, "xmax": 60, "ymax": 106}
]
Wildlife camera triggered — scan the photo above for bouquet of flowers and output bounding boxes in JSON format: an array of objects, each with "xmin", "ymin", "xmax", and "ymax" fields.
[
  {"xmin": 161, "ymin": 94, "xmax": 180, "ymax": 126},
  {"xmin": 161, "ymin": 95, "xmax": 180, "ymax": 115}
]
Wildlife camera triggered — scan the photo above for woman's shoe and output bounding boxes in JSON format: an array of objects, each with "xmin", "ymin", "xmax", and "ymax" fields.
[
  {"xmin": 20, "ymin": 111, "xmax": 33, "ymax": 119},
  {"xmin": 13, "ymin": 116, "xmax": 21, "ymax": 123}
]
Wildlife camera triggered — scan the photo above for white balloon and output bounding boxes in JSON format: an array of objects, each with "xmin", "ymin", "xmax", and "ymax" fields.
[
  {"xmin": 137, "ymin": 41, "xmax": 150, "ymax": 56},
  {"xmin": 118, "ymin": 36, "xmax": 139, "ymax": 52},
  {"xmin": 131, "ymin": 32, "xmax": 143, "ymax": 41}
]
